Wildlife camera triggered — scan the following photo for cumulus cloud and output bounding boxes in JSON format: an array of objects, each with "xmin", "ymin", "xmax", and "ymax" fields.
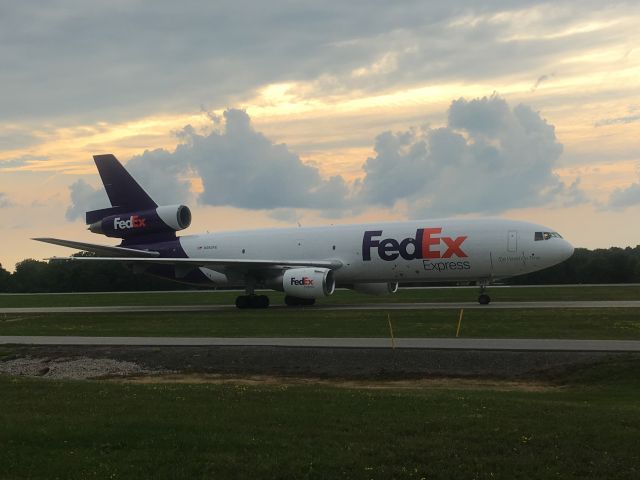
[
  {"xmin": 66, "ymin": 109, "xmax": 350, "ymax": 219},
  {"xmin": 188, "ymin": 110, "xmax": 349, "ymax": 210},
  {"xmin": 124, "ymin": 148, "xmax": 193, "ymax": 205},
  {"xmin": 607, "ymin": 183, "xmax": 640, "ymax": 209},
  {"xmin": 67, "ymin": 99, "xmax": 586, "ymax": 221},
  {"xmin": 65, "ymin": 179, "xmax": 108, "ymax": 221},
  {"xmin": 356, "ymin": 95, "xmax": 584, "ymax": 217},
  {"xmin": 0, "ymin": 192, "xmax": 13, "ymax": 208}
]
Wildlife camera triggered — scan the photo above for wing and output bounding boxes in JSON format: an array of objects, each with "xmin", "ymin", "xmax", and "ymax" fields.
[
  {"xmin": 33, "ymin": 237, "xmax": 159, "ymax": 257},
  {"xmin": 35, "ymin": 237, "xmax": 343, "ymax": 279},
  {"xmin": 47, "ymin": 256, "xmax": 343, "ymax": 270}
]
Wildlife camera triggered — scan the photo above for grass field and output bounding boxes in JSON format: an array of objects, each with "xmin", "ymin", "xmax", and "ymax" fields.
[
  {"xmin": 1, "ymin": 308, "xmax": 640, "ymax": 339},
  {"xmin": 1, "ymin": 358, "xmax": 639, "ymax": 479},
  {"xmin": 1, "ymin": 284, "xmax": 640, "ymax": 308}
]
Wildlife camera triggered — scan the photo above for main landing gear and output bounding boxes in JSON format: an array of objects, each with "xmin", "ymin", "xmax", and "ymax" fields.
[
  {"xmin": 284, "ymin": 295, "xmax": 315, "ymax": 307},
  {"xmin": 478, "ymin": 283, "xmax": 491, "ymax": 305},
  {"xmin": 235, "ymin": 294, "xmax": 270, "ymax": 309},
  {"xmin": 235, "ymin": 277, "xmax": 270, "ymax": 309}
]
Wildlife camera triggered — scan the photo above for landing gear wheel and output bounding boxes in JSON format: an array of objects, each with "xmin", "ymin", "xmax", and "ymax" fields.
[
  {"xmin": 236, "ymin": 295, "xmax": 249, "ymax": 309},
  {"xmin": 478, "ymin": 294, "xmax": 491, "ymax": 305},
  {"xmin": 249, "ymin": 295, "xmax": 270, "ymax": 309},
  {"xmin": 235, "ymin": 295, "xmax": 270, "ymax": 309},
  {"xmin": 284, "ymin": 295, "xmax": 316, "ymax": 307}
]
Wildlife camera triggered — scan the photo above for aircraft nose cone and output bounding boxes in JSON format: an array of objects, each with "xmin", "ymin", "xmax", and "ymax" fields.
[{"xmin": 562, "ymin": 240, "xmax": 575, "ymax": 260}]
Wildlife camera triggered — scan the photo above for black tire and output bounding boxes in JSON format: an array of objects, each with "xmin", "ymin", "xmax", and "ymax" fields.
[
  {"xmin": 259, "ymin": 295, "xmax": 270, "ymax": 308},
  {"xmin": 285, "ymin": 296, "xmax": 315, "ymax": 307},
  {"xmin": 235, "ymin": 295, "xmax": 249, "ymax": 309},
  {"xmin": 249, "ymin": 295, "xmax": 270, "ymax": 309},
  {"xmin": 478, "ymin": 294, "xmax": 491, "ymax": 305},
  {"xmin": 284, "ymin": 295, "xmax": 300, "ymax": 306}
]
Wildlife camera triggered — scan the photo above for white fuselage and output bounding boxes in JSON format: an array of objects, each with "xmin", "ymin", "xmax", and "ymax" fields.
[{"xmin": 179, "ymin": 218, "xmax": 574, "ymax": 286}]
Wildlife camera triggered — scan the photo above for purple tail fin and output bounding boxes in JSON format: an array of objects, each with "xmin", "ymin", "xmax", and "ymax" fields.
[{"xmin": 85, "ymin": 154, "xmax": 157, "ymax": 224}]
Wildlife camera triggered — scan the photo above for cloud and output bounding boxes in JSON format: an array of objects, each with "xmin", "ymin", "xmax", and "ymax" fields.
[
  {"xmin": 356, "ymin": 95, "xmax": 584, "ymax": 217},
  {"xmin": 530, "ymin": 73, "xmax": 554, "ymax": 92},
  {"xmin": 65, "ymin": 179, "xmax": 109, "ymax": 221},
  {"xmin": 607, "ymin": 183, "xmax": 640, "ymax": 209},
  {"xmin": 178, "ymin": 110, "xmax": 350, "ymax": 210},
  {"xmin": 66, "ymin": 109, "xmax": 350, "ymax": 219},
  {"xmin": 124, "ymin": 148, "xmax": 193, "ymax": 205},
  {"xmin": 67, "ymin": 98, "xmax": 589, "ymax": 221},
  {"xmin": 0, "ymin": 128, "xmax": 40, "ymax": 150},
  {"xmin": 594, "ymin": 113, "xmax": 640, "ymax": 127},
  {"xmin": 0, "ymin": 155, "xmax": 49, "ymax": 169},
  {"xmin": 0, "ymin": 192, "xmax": 13, "ymax": 208},
  {"xmin": 1, "ymin": 1, "xmax": 634, "ymax": 124}
]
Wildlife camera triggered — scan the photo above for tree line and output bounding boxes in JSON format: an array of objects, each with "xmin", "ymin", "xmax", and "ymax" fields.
[
  {"xmin": 0, "ymin": 253, "xmax": 192, "ymax": 293},
  {"xmin": 1, "ymin": 246, "xmax": 640, "ymax": 293}
]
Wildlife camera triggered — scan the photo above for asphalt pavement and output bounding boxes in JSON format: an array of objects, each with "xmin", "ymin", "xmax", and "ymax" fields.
[
  {"xmin": 2, "ymin": 336, "xmax": 640, "ymax": 351},
  {"xmin": 2, "ymin": 300, "xmax": 640, "ymax": 314}
]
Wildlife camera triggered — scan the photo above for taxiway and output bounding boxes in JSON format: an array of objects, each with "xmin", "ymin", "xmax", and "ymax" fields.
[
  {"xmin": 2, "ymin": 300, "xmax": 640, "ymax": 314},
  {"xmin": 2, "ymin": 336, "xmax": 640, "ymax": 351}
]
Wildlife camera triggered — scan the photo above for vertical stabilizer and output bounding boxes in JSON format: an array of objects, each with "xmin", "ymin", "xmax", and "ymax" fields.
[
  {"xmin": 85, "ymin": 154, "xmax": 157, "ymax": 224},
  {"xmin": 93, "ymin": 154, "xmax": 157, "ymax": 210}
]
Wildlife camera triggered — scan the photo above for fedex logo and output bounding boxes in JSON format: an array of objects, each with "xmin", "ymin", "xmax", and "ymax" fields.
[
  {"xmin": 362, "ymin": 228, "xmax": 468, "ymax": 261},
  {"xmin": 290, "ymin": 277, "xmax": 314, "ymax": 286},
  {"xmin": 113, "ymin": 215, "xmax": 146, "ymax": 230}
]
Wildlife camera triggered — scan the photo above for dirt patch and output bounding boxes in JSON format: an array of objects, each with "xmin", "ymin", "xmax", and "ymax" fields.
[{"xmin": 0, "ymin": 356, "xmax": 169, "ymax": 380}]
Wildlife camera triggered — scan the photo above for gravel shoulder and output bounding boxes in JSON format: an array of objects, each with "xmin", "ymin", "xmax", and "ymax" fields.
[{"xmin": 1, "ymin": 345, "xmax": 636, "ymax": 381}]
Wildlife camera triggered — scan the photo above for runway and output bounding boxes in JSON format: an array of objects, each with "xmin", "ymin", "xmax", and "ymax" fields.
[
  {"xmin": 2, "ymin": 300, "xmax": 640, "ymax": 314},
  {"xmin": 2, "ymin": 335, "xmax": 640, "ymax": 351}
]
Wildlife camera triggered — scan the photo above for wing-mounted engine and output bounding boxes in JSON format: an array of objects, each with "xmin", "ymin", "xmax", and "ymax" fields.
[
  {"xmin": 87, "ymin": 204, "xmax": 192, "ymax": 239},
  {"xmin": 282, "ymin": 267, "xmax": 336, "ymax": 299}
]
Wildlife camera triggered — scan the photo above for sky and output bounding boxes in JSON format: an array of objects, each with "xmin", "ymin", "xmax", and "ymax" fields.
[{"xmin": 1, "ymin": 0, "xmax": 640, "ymax": 270}]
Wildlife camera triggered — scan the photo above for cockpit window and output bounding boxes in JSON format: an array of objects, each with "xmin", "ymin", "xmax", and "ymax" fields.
[{"xmin": 534, "ymin": 231, "xmax": 563, "ymax": 241}]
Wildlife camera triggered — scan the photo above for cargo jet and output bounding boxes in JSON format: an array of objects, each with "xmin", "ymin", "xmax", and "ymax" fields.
[{"xmin": 34, "ymin": 154, "xmax": 574, "ymax": 308}]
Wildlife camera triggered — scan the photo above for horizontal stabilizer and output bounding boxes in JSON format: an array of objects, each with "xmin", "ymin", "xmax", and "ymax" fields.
[
  {"xmin": 32, "ymin": 238, "xmax": 159, "ymax": 258},
  {"xmin": 85, "ymin": 206, "xmax": 127, "ymax": 225}
]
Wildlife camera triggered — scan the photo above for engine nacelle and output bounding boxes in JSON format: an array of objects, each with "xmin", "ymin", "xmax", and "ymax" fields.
[
  {"xmin": 352, "ymin": 282, "xmax": 399, "ymax": 296},
  {"xmin": 88, "ymin": 204, "xmax": 191, "ymax": 239},
  {"xmin": 282, "ymin": 268, "xmax": 335, "ymax": 299}
]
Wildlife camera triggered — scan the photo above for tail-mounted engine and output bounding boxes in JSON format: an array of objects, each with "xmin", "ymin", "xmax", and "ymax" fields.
[{"xmin": 87, "ymin": 204, "xmax": 192, "ymax": 239}]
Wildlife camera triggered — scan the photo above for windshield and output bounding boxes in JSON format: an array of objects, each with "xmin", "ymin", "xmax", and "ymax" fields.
[{"xmin": 534, "ymin": 231, "xmax": 563, "ymax": 241}]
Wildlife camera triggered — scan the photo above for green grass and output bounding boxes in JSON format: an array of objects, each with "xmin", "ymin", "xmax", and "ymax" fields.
[
  {"xmin": 2, "ymin": 308, "xmax": 640, "ymax": 339},
  {"xmin": 1, "ymin": 285, "xmax": 640, "ymax": 308},
  {"xmin": 1, "ymin": 358, "xmax": 639, "ymax": 479}
]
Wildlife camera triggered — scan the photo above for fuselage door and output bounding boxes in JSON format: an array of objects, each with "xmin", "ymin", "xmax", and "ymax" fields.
[{"xmin": 507, "ymin": 230, "xmax": 518, "ymax": 252}]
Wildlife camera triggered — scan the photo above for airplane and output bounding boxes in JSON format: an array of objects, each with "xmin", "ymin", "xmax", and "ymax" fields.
[{"xmin": 34, "ymin": 154, "xmax": 575, "ymax": 308}]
